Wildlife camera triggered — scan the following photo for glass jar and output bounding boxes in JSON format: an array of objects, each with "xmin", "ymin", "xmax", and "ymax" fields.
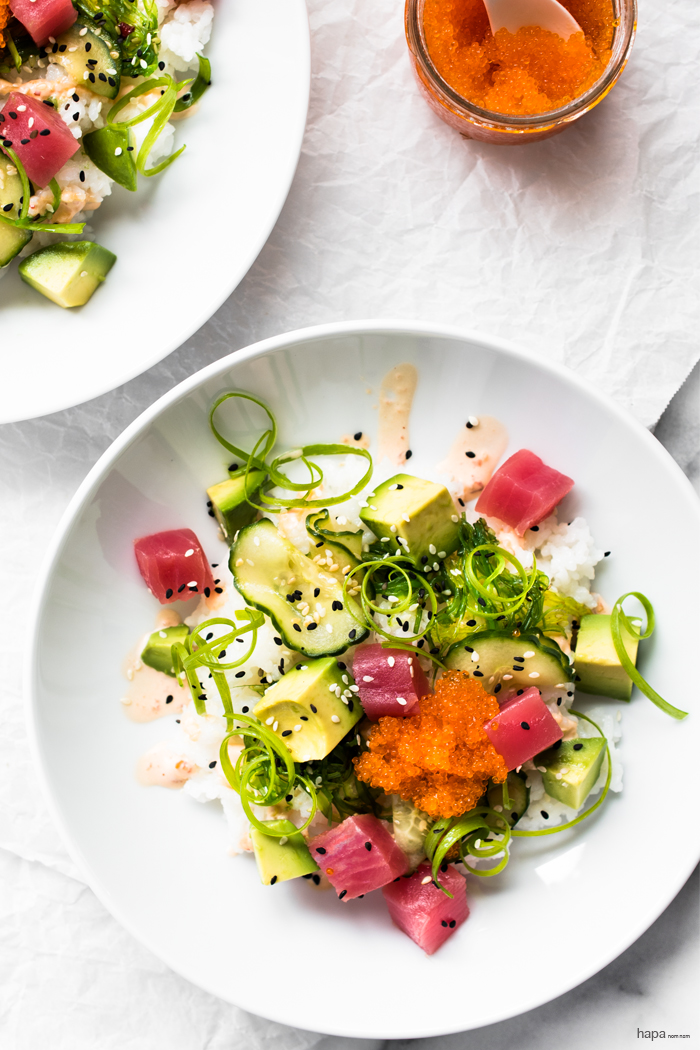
[{"xmin": 404, "ymin": 0, "xmax": 637, "ymax": 144}]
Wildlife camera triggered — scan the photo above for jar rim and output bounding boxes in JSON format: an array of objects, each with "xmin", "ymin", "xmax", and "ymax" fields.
[{"xmin": 405, "ymin": 0, "xmax": 637, "ymax": 132}]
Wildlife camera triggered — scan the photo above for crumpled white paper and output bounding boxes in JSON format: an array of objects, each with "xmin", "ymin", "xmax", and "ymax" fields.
[{"xmin": 0, "ymin": 0, "xmax": 698, "ymax": 1045}]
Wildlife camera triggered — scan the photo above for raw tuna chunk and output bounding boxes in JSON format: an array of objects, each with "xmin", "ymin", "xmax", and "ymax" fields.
[
  {"xmin": 134, "ymin": 528, "xmax": 216, "ymax": 604},
  {"xmin": 10, "ymin": 0, "xmax": 77, "ymax": 46},
  {"xmin": 353, "ymin": 644, "xmax": 430, "ymax": 719},
  {"xmin": 308, "ymin": 813, "xmax": 407, "ymax": 900},
  {"xmin": 382, "ymin": 861, "xmax": 469, "ymax": 954},
  {"xmin": 484, "ymin": 687, "xmax": 562, "ymax": 769},
  {"xmin": 475, "ymin": 449, "xmax": 574, "ymax": 535},
  {"xmin": 0, "ymin": 93, "xmax": 79, "ymax": 187}
]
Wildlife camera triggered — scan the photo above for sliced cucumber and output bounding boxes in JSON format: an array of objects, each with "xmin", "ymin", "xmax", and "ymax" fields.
[
  {"xmin": 230, "ymin": 519, "xmax": 367, "ymax": 657},
  {"xmin": 486, "ymin": 772, "xmax": 529, "ymax": 827},
  {"xmin": 52, "ymin": 23, "xmax": 122, "ymax": 99},
  {"xmin": 0, "ymin": 156, "xmax": 32, "ymax": 266},
  {"xmin": 444, "ymin": 630, "xmax": 573, "ymax": 697},
  {"xmin": 305, "ymin": 509, "xmax": 363, "ymax": 560}
]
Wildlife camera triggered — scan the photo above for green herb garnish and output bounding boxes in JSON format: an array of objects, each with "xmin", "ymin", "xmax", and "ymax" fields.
[
  {"xmin": 75, "ymin": 0, "xmax": 160, "ymax": 78},
  {"xmin": 611, "ymin": 592, "xmax": 687, "ymax": 720}
]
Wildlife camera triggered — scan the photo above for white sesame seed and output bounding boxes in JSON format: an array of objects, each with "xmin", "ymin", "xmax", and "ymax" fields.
[
  {"xmin": 468, "ymin": 416, "xmax": 479, "ymax": 427},
  {"xmin": 471, "ymin": 651, "xmax": 479, "ymax": 663},
  {"xmin": 433, "ymin": 562, "xmax": 440, "ymax": 571},
  {"xmin": 140, "ymin": 58, "xmax": 147, "ymax": 68},
  {"xmin": 294, "ymin": 724, "xmax": 302, "ymax": 732},
  {"xmin": 342, "ymin": 675, "xmax": 349, "ymax": 684},
  {"xmin": 421, "ymin": 875, "xmax": 432, "ymax": 885},
  {"xmin": 266, "ymin": 717, "xmax": 274, "ymax": 725},
  {"xmin": 387, "ymin": 656, "xmax": 395, "ymax": 667},
  {"xmin": 537, "ymin": 766, "xmax": 547, "ymax": 773},
  {"xmin": 246, "ymin": 559, "xmax": 254, "ymax": 567},
  {"xmin": 184, "ymin": 548, "xmax": 194, "ymax": 557},
  {"xmin": 451, "ymin": 515, "xmax": 459, "ymax": 523},
  {"xmin": 359, "ymin": 501, "xmax": 369, "ymax": 508},
  {"xmin": 356, "ymin": 734, "xmax": 362, "ymax": 745},
  {"xmin": 325, "ymin": 624, "xmax": 333, "ymax": 633},
  {"xmin": 328, "ymin": 684, "xmax": 337, "ymax": 692},
  {"xmin": 80, "ymin": 271, "xmax": 88, "ymax": 277},
  {"xmin": 428, "ymin": 544, "xmax": 436, "ymax": 555},
  {"xmin": 438, "ymin": 551, "xmax": 446, "ymax": 558},
  {"xmin": 523, "ymin": 650, "xmax": 535, "ymax": 658},
  {"xmin": 48, "ymin": 36, "xmax": 55, "ymax": 43},
  {"xmin": 349, "ymin": 684, "xmax": 359, "ymax": 692},
  {"xmin": 187, "ymin": 580, "xmax": 197, "ymax": 587},
  {"xmin": 396, "ymin": 697, "xmax": 407, "ymax": 706},
  {"xmin": 83, "ymin": 72, "xmax": 89, "ymax": 79},
  {"xmin": 529, "ymin": 671, "xmax": 540, "ymax": 678},
  {"xmin": 119, "ymin": 696, "xmax": 131, "ymax": 705},
  {"xmin": 273, "ymin": 721, "xmax": 279, "ymax": 731},
  {"xmin": 159, "ymin": 630, "xmax": 167, "ymax": 638},
  {"xmin": 503, "ymin": 674, "xmax": 513, "ymax": 680},
  {"xmin": 388, "ymin": 484, "xmax": 398, "ymax": 490},
  {"xmin": 253, "ymin": 536, "xmax": 260, "ymax": 546},
  {"xmin": 390, "ymin": 525, "xmax": 397, "ymax": 533},
  {"xmin": 279, "ymin": 836, "xmax": 288, "ymax": 846},
  {"xmin": 79, "ymin": 27, "xmax": 87, "ymax": 35},
  {"xmin": 387, "ymin": 595, "xmax": 400, "ymax": 604},
  {"xmin": 381, "ymin": 536, "xmax": 391, "ymax": 542},
  {"xmin": 493, "ymin": 804, "xmax": 503, "ymax": 812},
  {"xmin": 363, "ymin": 675, "xmax": 374, "ymax": 682},
  {"xmin": 235, "ymin": 558, "xmax": 244, "ymax": 566},
  {"xmin": 402, "ymin": 514, "xmax": 411, "ymax": 523},
  {"xmin": 68, "ymin": 45, "xmax": 77, "ymax": 51},
  {"xmin": 331, "ymin": 715, "xmax": 340, "ymax": 723},
  {"xmin": 107, "ymin": 67, "xmax": 117, "ymax": 74}
]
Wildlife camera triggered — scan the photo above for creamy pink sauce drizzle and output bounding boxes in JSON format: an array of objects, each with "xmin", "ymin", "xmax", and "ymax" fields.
[
  {"xmin": 121, "ymin": 609, "xmax": 186, "ymax": 722},
  {"xmin": 340, "ymin": 433, "xmax": 371, "ymax": 450},
  {"xmin": 436, "ymin": 415, "xmax": 508, "ymax": 503},
  {"xmin": 136, "ymin": 744, "xmax": 197, "ymax": 789},
  {"xmin": 377, "ymin": 364, "xmax": 418, "ymax": 465}
]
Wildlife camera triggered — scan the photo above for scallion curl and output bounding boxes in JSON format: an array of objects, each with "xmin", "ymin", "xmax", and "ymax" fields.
[
  {"xmin": 424, "ymin": 807, "xmax": 512, "ymax": 894},
  {"xmin": 342, "ymin": 555, "xmax": 438, "ymax": 645},
  {"xmin": 610, "ymin": 592, "xmax": 687, "ymax": 720}
]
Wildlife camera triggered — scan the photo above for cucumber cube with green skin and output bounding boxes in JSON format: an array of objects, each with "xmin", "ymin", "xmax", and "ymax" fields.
[
  {"xmin": 19, "ymin": 241, "xmax": 116, "ymax": 308},
  {"xmin": 537, "ymin": 737, "xmax": 606, "ymax": 810},
  {"xmin": 140, "ymin": 624, "xmax": 189, "ymax": 677},
  {"xmin": 575, "ymin": 613, "xmax": 639, "ymax": 700},
  {"xmin": 83, "ymin": 126, "xmax": 137, "ymax": 191},
  {"xmin": 0, "ymin": 157, "xmax": 32, "ymax": 267},
  {"xmin": 206, "ymin": 470, "xmax": 265, "ymax": 542},
  {"xmin": 253, "ymin": 657, "xmax": 362, "ymax": 762},
  {"xmin": 251, "ymin": 819, "xmax": 319, "ymax": 885},
  {"xmin": 360, "ymin": 474, "xmax": 460, "ymax": 568}
]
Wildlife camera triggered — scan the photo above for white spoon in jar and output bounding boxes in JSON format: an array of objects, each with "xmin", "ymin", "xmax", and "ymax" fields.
[{"xmin": 482, "ymin": 0, "xmax": 582, "ymax": 39}]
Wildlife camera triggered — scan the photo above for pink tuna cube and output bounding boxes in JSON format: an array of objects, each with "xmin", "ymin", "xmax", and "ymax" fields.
[
  {"xmin": 134, "ymin": 528, "xmax": 216, "ymax": 604},
  {"xmin": 484, "ymin": 687, "xmax": 562, "ymax": 770},
  {"xmin": 382, "ymin": 861, "xmax": 469, "ymax": 954},
  {"xmin": 0, "ymin": 93, "xmax": 79, "ymax": 188},
  {"xmin": 308, "ymin": 813, "xmax": 408, "ymax": 900},
  {"xmin": 352, "ymin": 643, "xmax": 430, "ymax": 719},
  {"xmin": 475, "ymin": 449, "xmax": 574, "ymax": 535},
  {"xmin": 10, "ymin": 0, "xmax": 77, "ymax": 47}
]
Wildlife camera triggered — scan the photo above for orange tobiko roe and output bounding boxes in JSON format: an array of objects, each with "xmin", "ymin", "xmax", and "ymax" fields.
[
  {"xmin": 423, "ymin": 0, "xmax": 615, "ymax": 116},
  {"xmin": 354, "ymin": 670, "xmax": 507, "ymax": 819}
]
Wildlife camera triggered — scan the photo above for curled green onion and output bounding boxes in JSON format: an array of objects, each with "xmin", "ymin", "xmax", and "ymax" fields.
[
  {"xmin": 174, "ymin": 54, "xmax": 211, "ymax": 112},
  {"xmin": 610, "ymin": 592, "xmax": 687, "ymax": 720},
  {"xmin": 424, "ymin": 807, "xmax": 512, "ymax": 894},
  {"xmin": 512, "ymin": 710, "xmax": 611, "ymax": 837},
  {"xmin": 463, "ymin": 543, "xmax": 538, "ymax": 623},
  {"xmin": 5, "ymin": 29, "xmax": 22, "ymax": 74},
  {"xmin": 209, "ymin": 391, "xmax": 374, "ymax": 511},
  {"xmin": 105, "ymin": 75, "xmax": 189, "ymax": 177},
  {"xmin": 342, "ymin": 555, "xmax": 438, "ymax": 646}
]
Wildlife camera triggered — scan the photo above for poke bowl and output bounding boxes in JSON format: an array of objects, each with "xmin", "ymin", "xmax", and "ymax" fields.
[{"xmin": 27, "ymin": 321, "xmax": 700, "ymax": 1039}]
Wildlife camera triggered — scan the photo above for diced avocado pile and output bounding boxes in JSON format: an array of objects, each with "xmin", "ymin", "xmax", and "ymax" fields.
[
  {"xmin": 251, "ymin": 819, "xmax": 319, "ymax": 885},
  {"xmin": 536, "ymin": 737, "xmax": 607, "ymax": 810},
  {"xmin": 574, "ymin": 613, "xmax": 639, "ymax": 701},
  {"xmin": 360, "ymin": 473, "xmax": 460, "ymax": 568},
  {"xmin": 19, "ymin": 241, "xmax": 116, "ymax": 308}
]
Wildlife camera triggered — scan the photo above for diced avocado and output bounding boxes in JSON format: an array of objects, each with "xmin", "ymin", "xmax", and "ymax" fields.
[
  {"xmin": 83, "ymin": 125, "xmax": 137, "ymax": 191},
  {"xmin": 574, "ymin": 613, "xmax": 639, "ymax": 700},
  {"xmin": 486, "ymin": 771, "xmax": 530, "ymax": 827},
  {"xmin": 140, "ymin": 624, "xmax": 189, "ymax": 677},
  {"xmin": 0, "ymin": 156, "xmax": 32, "ymax": 267},
  {"xmin": 207, "ymin": 470, "xmax": 265, "ymax": 542},
  {"xmin": 19, "ymin": 241, "xmax": 116, "ymax": 308},
  {"xmin": 253, "ymin": 657, "xmax": 362, "ymax": 762},
  {"xmin": 53, "ymin": 23, "xmax": 122, "ymax": 99},
  {"xmin": 360, "ymin": 474, "xmax": 460, "ymax": 568},
  {"xmin": 537, "ymin": 737, "xmax": 606, "ymax": 810},
  {"xmin": 250, "ymin": 818, "xmax": 319, "ymax": 885}
]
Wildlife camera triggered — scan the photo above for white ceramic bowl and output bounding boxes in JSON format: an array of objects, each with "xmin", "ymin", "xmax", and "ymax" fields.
[
  {"xmin": 27, "ymin": 322, "xmax": 700, "ymax": 1039},
  {"xmin": 0, "ymin": 0, "xmax": 309, "ymax": 424}
]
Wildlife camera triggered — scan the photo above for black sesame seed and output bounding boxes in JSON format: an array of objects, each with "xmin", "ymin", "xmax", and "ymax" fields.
[
  {"xmin": 108, "ymin": 77, "xmax": 116, "ymax": 86},
  {"xmin": 396, "ymin": 483, "xmax": 404, "ymax": 489},
  {"xmin": 349, "ymin": 629, "xmax": 356, "ymax": 639},
  {"xmin": 348, "ymin": 700, "xmax": 354, "ymax": 712},
  {"xmin": 405, "ymin": 450, "xmax": 412, "ymax": 460},
  {"xmin": 313, "ymin": 587, "xmax": 320, "ymax": 597},
  {"xmin": 312, "ymin": 874, "xmax": 321, "ymax": 885},
  {"xmin": 458, "ymin": 498, "xmax": 465, "ymax": 506},
  {"xmin": 286, "ymin": 794, "xmax": 293, "ymax": 802},
  {"xmin": 573, "ymin": 742, "xmax": 583, "ymax": 751},
  {"xmin": 189, "ymin": 585, "xmax": 198, "ymax": 592},
  {"xmin": 474, "ymin": 671, "xmax": 484, "ymax": 677},
  {"xmin": 494, "ymin": 683, "xmax": 502, "ymax": 693},
  {"xmin": 209, "ymin": 760, "xmax": 217, "ymax": 769},
  {"xmin": 204, "ymin": 587, "xmax": 210, "ymax": 597},
  {"xmin": 1, "ymin": 140, "xmax": 11, "ymax": 147},
  {"xmin": 20, "ymin": 138, "xmax": 29, "ymax": 145},
  {"xmin": 316, "ymin": 846, "xmax": 327, "ymax": 854},
  {"xmin": 353, "ymin": 431, "xmax": 362, "ymax": 440},
  {"xmin": 281, "ymin": 730, "xmax": 292, "ymax": 737},
  {"xmin": 567, "ymin": 691, "xmax": 574, "ymax": 697},
  {"xmin": 307, "ymin": 622, "xmax": 317, "ymax": 631},
  {"xmin": 8, "ymin": 112, "xmax": 17, "ymax": 119},
  {"xmin": 300, "ymin": 715, "xmax": 308, "ymax": 721},
  {"xmin": 85, "ymin": 41, "xmax": 92, "ymax": 50},
  {"xmin": 177, "ymin": 584, "xmax": 185, "ymax": 593},
  {"xmin": 441, "ymin": 920, "xmax": 448, "ymax": 928},
  {"xmin": 165, "ymin": 695, "xmax": 173, "ymax": 704},
  {"xmin": 466, "ymin": 421, "xmax": 473, "ymax": 429},
  {"xmin": 40, "ymin": 128, "xmax": 50, "ymax": 136},
  {"xmin": 552, "ymin": 739, "xmax": 562, "ymax": 750},
  {"xmin": 466, "ymin": 619, "xmax": 477, "ymax": 627},
  {"xmin": 477, "ymin": 597, "xmax": 486, "ymax": 607},
  {"xmin": 517, "ymin": 689, "xmax": 524, "ymax": 695},
  {"xmin": 165, "ymin": 588, "xmax": 173, "ymax": 598},
  {"xmin": 430, "ymin": 646, "xmax": 440, "ymax": 655},
  {"xmin": 465, "ymin": 451, "xmax": 476, "ymax": 459},
  {"xmin": 270, "ymin": 875, "xmax": 277, "ymax": 885},
  {"xmin": 520, "ymin": 721, "xmax": 530, "ymax": 730},
  {"xmin": 465, "ymin": 645, "xmax": 474, "ymax": 653},
  {"xmin": 229, "ymin": 462, "xmax": 238, "ymax": 471},
  {"xmin": 214, "ymin": 586, "xmax": 223, "ymax": 594},
  {"xmin": 310, "ymin": 704, "xmax": 317, "ymax": 713},
  {"xmin": 541, "ymin": 810, "xmax": 549, "ymax": 819},
  {"xmin": 440, "ymin": 863, "xmax": 448, "ymax": 873},
  {"xmin": 198, "ymin": 693, "xmax": 206, "ymax": 701},
  {"xmin": 449, "ymin": 920, "xmax": 456, "ymax": 928},
  {"xmin": 358, "ymin": 894, "xmax": 364, "ymax": 898},
  {"xmin": 208, "ymin": 510, "xmax": 215, "ymax": 517},
  {"xmin": 604, "ymin": 551, "xmax": 611, "ymax": 557},
  {"xmin": 557, "ymin": 697, "xmax": 562, "ymax": 705},
  {"xmin": 332, "ymin": 600, "xmax": 343, "ymax": 611},
  {"xmin": 364, "ymin": 841, "xmax": 372, "ymax": 851},
  {"xmin": 339, "ymin": 889, "xmax": 347, "ymax": 899},
  {"xmin": 273, "ymin": 636, "xmax": 282, "ymax": 646},
  {"xmin": 98, "ymin": 73, "xmax": 106, "ymax": 81},
  {"xmin": 511, "ymin": 812, "xmax": 518, "ymax": 821},
  {"xmin": 175, "ymin": 719, "xmax": 180, "ymax": 723},
  {"xmin": 158, "ymin": 61, "xmax": 165, "ymax": 70},
  {"xmin": 88, "ymin": 73, "xmax": 95, "ymax": 82},
  {"xmin": 242, "ymin": 706, "xmax": 249, "ymax": 713},
  {"xmin": 315, "ymin": 541, "xmax": 323, "ymax": 548}
]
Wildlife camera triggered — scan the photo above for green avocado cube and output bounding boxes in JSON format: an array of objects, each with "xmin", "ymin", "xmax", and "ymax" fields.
[
  {"xmin": 575, "ymin": 614, "xmax": 639, "ymax": 701},
  {"xmin": 360, "ymin": 473, "xmax": 460, "ymax": 567},
  {"xmin": 253, "ymin": 657, "xmax": 362, "ymax": 762},
  {"xmin": 18, "ymin": 241, "xmax": 116, "ymax": 308},
  {"xmin": 140, "ymin": 624, "xmax": 189, "ymax": 676},
  {"xmin": 250, "ymin": 819, "xmax": 319, "ymax": 885},
  {"xmin": 207, "ymin": 471, "xmax": 265, "ymax": 542},
  {"xmin": 538, "ymin": 737, "xmax": 606, "ymax": 810}
]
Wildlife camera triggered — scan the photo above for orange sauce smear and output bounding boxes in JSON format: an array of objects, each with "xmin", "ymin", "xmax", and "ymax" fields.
[
  {"xmin": 423, "ymin": 0, "xmax": 615, "ymax": 116},
  {"xmin": 354, "ymin": 670, "xmax": 507, "ymax": 819}
]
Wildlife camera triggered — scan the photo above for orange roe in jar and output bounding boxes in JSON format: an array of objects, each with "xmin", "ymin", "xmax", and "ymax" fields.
[
  {"xmin": 354, "ymin": 670, "xmax": 507, "ymax": 819},
  {"xmin": 423, "ymin": 0, "xmax": 615, "ymax": 116}
]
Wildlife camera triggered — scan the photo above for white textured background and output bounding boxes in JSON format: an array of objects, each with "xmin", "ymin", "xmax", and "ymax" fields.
[{"xmin": 1, "ymin": 0, "xmax": 699, "ymax": 1045}]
